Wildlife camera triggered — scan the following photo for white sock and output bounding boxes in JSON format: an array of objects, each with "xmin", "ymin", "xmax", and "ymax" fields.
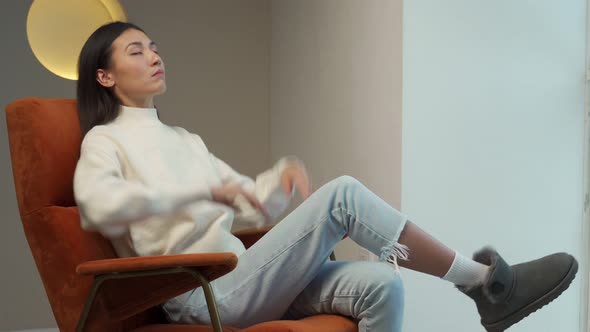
[{"xmin": 442, "ymin": 252, "xmax": 490, "ymax": 287}]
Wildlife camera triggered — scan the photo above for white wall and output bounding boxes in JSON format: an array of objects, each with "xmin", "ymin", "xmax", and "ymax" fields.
[
  {"xmin": 0, "ymin": 1, "xmax": 270, "ymax": 330},
  {"xmin": 270, "ymin": 0, "xmax": 404, "ymax": 260},
  {"xmin": 402, "ymin": 1, "xmax": 586, "ymax": 331}
]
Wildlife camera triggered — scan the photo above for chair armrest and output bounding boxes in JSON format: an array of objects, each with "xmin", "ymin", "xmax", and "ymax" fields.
[
  {"xmin": 76, "ymin": 253, "xmax": 238, "ymax": 323},
  {"xmin": 77, "ymin": 252, "xmax": 237, "ymax": 278}
]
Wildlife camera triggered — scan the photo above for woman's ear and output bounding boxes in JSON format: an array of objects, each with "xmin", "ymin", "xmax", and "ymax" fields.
[{"xmin": 96, "ymin": 69, "xmax": 115, "ymax": 88}]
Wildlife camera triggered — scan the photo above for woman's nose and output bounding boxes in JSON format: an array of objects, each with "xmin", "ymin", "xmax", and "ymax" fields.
[{"xmin": 150, "ymin": 51, "xmax": 162, "ymax": 66}]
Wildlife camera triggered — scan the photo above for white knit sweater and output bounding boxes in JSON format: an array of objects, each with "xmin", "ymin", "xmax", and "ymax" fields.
[{"xmin": 73, "ymin": 105, "xmax": 294, "ymax": 258}]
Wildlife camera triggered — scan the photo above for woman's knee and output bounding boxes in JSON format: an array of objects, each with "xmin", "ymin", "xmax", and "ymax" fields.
[
  {"xmin": 323, "ymin": 175, "xmax": 363, "ymax": 195},
  {"xmin": 369, "ymin": 264, "xmax": 405, "ymax": 306},
  {"xmin": 363, "ymin": 264, "xmax": 405, "ymax": 331}
]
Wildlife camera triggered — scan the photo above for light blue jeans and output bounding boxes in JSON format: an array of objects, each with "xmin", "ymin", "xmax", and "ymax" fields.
[{"xmin": 163, "ymin": 176, "xmax": 409, "ymax": 332}]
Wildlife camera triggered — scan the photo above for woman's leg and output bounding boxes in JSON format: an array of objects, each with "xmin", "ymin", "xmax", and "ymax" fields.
[
  {"xmin": 395, "ymin": 221, "xmax": 454, "ymax": 276},
  {"xmin": 370, "ymin": 211, "xmax": 577, "ymax": 332},
  {"xmin": 396, "ymin": 221, "xmax": 491, "ymax": 287},
  {"xmin": 164, "ymin": 176, "xmax": 409, "ymax": 327},
  {"xmin": 164, "ymin": 175, "xmax": 577, "ymax": 332},
  {"xmin": 283, "ymin": 260, "xmax": 405, "ymax": 332}
]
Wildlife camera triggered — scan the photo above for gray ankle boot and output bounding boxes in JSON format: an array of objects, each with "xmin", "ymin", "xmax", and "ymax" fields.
[{"xmin": 458, "ymin": 247, "xmax": 578, "ymax": 332}]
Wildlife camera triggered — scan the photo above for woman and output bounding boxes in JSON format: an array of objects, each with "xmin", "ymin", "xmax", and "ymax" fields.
[{"xmin": 74, "ymin": 21, "xmax": 577, "ymax": 332}]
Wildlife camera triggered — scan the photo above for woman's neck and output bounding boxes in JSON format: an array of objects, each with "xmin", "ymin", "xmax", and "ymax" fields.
[{"xmin": 116, "ymin": 92, "xmax": 154, "ymax": 108}]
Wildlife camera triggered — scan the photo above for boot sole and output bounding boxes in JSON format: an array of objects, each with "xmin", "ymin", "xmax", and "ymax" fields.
[{"xmin": 483, "ymin": 256, "xmax": 578, "ymax": 332}]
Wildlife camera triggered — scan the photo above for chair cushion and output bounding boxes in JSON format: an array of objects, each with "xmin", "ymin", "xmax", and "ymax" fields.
[
  {"xmin": 131, "ymin": 325, "xmax": 239, "ymax": 332},
  {"xmin": 242, "ymin": 315, "xmax": 358, "ymax": 332},
  {"xmin": 131, "ymin": 315, "xmax": 357, "ymax": 332}
]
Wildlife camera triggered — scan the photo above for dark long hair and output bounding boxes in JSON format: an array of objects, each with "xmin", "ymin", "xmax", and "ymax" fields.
[{"xmin": 77, "ymin": 21, "xmax": 145, "ymax": 137}]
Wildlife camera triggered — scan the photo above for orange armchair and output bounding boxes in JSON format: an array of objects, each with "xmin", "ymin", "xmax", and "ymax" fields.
[{"xmin": 5, "ymin": 97, "xmax": 357, "ymax": 332}]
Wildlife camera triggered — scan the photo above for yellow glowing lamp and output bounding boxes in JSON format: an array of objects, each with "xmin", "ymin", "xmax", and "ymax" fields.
[{"xmin": 27, "ymin": 0, "xmax": 127, "ymax": 80}]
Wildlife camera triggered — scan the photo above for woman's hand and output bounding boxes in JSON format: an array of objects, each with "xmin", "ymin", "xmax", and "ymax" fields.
[
  {"xmin": 211, "ymin": 183, "xmax": 268, "ymax": 216},
  {"xmin": 280, "ymin": 161, "xmax": 312, "ymax": 200}
]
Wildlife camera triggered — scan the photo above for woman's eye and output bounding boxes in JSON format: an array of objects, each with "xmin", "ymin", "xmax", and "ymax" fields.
[{"xmin": 131, "ymin": 52, "xmax": 142, "ymax": 55}]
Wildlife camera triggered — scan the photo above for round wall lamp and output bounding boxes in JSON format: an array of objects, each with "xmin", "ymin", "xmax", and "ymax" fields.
[{"xmin": 26, "ymin": 0, "xmax": 127, "ymax": 80}]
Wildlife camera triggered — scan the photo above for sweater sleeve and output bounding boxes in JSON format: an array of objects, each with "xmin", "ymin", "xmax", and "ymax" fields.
[
  {"xmin": 74, "ymin": 134, "xmax": 211, "ymax": 237},
  {"xmin": 209, "ymin": 153, "xmax": 298, "ymax": 222},
  {"xmin": 186, "ymin": 132, "xmax": 300, "ymax": 224}
]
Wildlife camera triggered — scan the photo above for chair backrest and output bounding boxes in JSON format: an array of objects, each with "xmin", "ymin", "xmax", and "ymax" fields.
[{"xmin": 5, "ymin": 98, "xmax": 165, "ymax": 332}]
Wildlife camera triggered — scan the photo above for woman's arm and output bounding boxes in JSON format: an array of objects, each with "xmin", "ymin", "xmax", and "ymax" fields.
[
  {"xmin": 186, "ymin": 131, "xmax": 310, "ymax": 223},
  {"xmin": 209, "ymin": 153, "xmax": 298, "ymax": 220}
]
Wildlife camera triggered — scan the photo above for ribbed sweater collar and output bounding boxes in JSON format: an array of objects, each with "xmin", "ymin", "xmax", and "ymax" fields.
[{"xmin": 116, "ymin": 105, "xmax": 160, "ymax": 125}]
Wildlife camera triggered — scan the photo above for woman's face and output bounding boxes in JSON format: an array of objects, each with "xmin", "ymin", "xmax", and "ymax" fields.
[{"xmin": 96, "ymin": 28, "xmax": 166, "ymax": 107}]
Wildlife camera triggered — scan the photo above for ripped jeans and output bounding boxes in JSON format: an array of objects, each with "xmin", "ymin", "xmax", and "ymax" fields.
[{"xmin": 163, "ymin": 176, "xmax": 409, "ymax": 332}]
